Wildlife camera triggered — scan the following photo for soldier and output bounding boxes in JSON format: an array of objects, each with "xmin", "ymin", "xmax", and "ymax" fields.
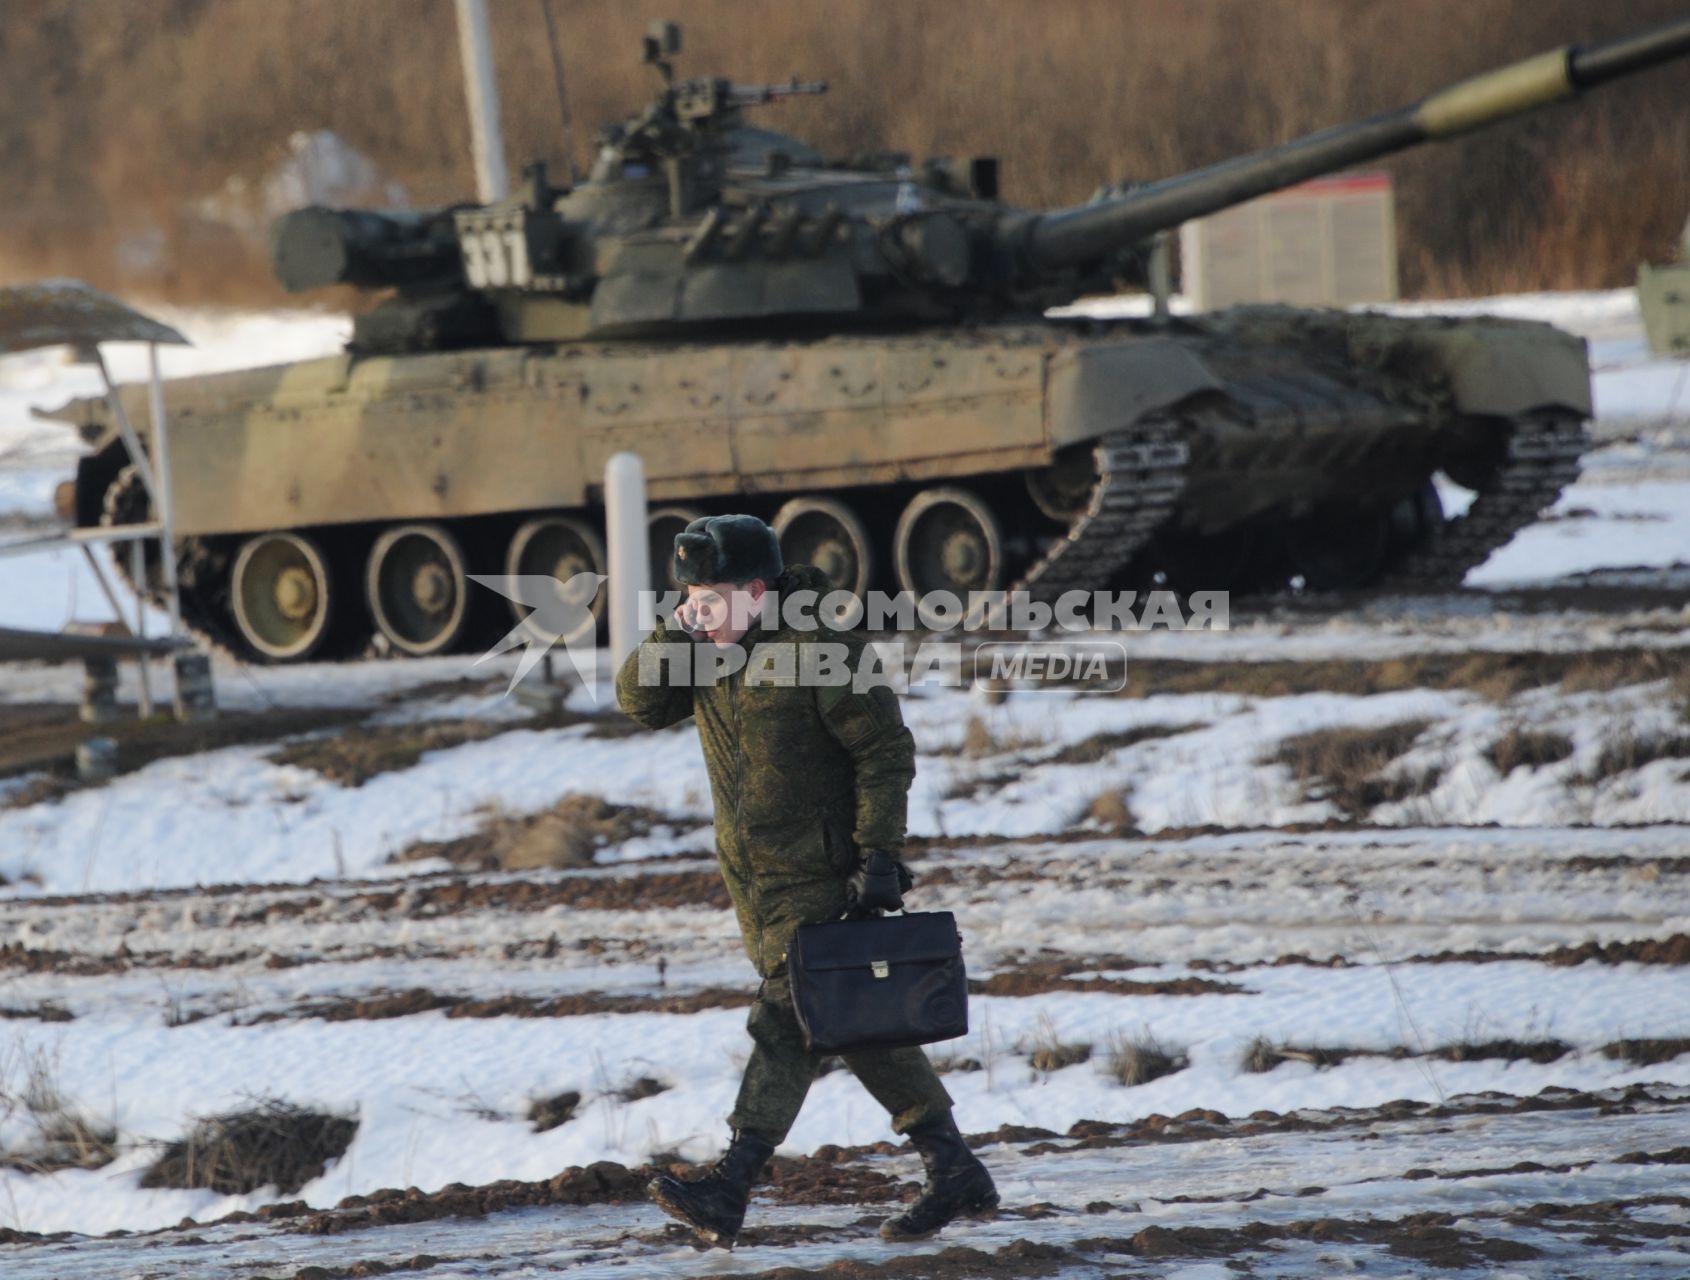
[{"xmin": 615, "ymin": 514, "xmax": 998, "ymax": 1247}]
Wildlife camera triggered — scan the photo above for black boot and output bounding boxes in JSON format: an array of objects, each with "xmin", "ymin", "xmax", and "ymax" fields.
[
  {"xmin": 880, "ymin": 1111, "xmax": 999, "ymax": 1241},
  {"xmin": 647, "ymin": 1129, "xmax": 776, "ymax": 1247}
]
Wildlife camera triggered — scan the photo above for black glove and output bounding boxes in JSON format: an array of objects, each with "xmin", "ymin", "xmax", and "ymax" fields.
[{"xmin": 845, "ymin": 850, "xmax": 914, "ymax": 918}]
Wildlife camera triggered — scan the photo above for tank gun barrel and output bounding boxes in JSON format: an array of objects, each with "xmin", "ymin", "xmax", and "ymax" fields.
[
  {"xmin": 270, "ymin": 206, "xmax": 463, "ymax": 293},
  {"xmin": 1016, "ymin": 17, "xmax": 1690, "ymax": 274}
]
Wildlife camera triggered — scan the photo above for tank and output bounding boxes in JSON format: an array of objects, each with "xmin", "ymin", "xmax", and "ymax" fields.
[{"xmin": 55, "ymin": 18, "xmax": 1690, "ymax": 660}]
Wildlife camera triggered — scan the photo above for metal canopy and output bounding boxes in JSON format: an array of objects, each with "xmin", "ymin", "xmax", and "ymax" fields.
[{"xmin": 0, "ymin": 279, "xmax": 189, "ymax": 356}]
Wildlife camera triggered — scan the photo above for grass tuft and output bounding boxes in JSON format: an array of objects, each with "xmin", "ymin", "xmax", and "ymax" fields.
[
  {"xmin": 1270, "ymin": 719, "xmax": 1434, "ymax": 817},
  {"xmin": 141, "ymin": 1098, "xmax": 358, "ymax": 1195},
  {"xmin": 1025, "ymin": 1015, "xmax": 1092, "ymax": 1075},
  {"xmin": 1486, "ymin": 727, "xmax": 1575, "ymax": 775},
  {"xmin": 1103, "ymin": 1030, "xmax": 1189, "ymax": 1087},
  {"xmin": 528, "ymin": 1090, "xmax": 582, "ymax": 1133},
  {"xmin": 0, "ymin": 1046, "xmax": 117, "ymax": 1174}
]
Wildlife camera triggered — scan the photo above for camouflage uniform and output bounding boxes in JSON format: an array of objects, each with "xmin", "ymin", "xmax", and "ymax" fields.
[{"xmin": 615, "ymin": 563, "xmax": 952, "ymax": 1142}]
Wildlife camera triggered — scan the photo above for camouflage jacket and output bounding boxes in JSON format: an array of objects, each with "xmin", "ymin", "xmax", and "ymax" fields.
[{"xmin": 615, "ymin": 564, "xmax": 917, "ymax": 977}]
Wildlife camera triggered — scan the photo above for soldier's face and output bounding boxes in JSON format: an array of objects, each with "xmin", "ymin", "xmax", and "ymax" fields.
[{"xmin": 681, "ymin": 580, "xmax": 768, "ymax": 647}]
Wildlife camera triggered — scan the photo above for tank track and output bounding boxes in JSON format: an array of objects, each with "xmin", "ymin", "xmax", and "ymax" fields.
[
  {"xmin": 1012, "ymin": 418, "xmax": 1190, "ymax": 603},
  {"xmin": 1381, "ymin": 412, "xmax": 1589, "ymax": 588}
]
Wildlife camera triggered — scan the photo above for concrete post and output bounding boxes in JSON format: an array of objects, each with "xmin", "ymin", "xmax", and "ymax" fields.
[{"xmin": 605, "ymin": 452, "xmax": 649, "ymax": 669}]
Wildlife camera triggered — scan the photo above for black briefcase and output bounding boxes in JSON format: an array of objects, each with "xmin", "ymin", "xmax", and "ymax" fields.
[{"xmin": 786, "ymin": 911, "xmax": 968, "ymax": 1055}]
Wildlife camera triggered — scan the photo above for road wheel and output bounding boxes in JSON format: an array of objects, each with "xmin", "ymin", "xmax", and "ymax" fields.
[
  {"xmin": 230, "ymin": 531, "xmax": 336, "ymax": 661},
  {"xmin": 504, "ymin": 515, "xmax": 606, "ymax": 644},
  {"xmin": 894, "ymin": 488, "xmax": 1003, "ymax": 599},
  {"xmin": 772, "ymin": 496, "xmax": 872, "ymax": 596},
  {"xmin": 366, "ymin": 522, "xmax": 471, "ymax": 656}
]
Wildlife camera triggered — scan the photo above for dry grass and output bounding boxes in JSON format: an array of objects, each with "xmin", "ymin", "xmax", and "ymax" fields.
[
  {"xmin": 1270, "ymin": 719, "xmax": 1435, "ymax": 818},
  {"xmin": 1045, "ymin": 724, "xmax": 1205, "ymax": 766},
  {"xmin": 1439, "ymin": 1037, "xmax": 1571, "ymax": 1065},
  {"xmin": 1241, "ymin": 1037, "xmax": 1358, "ymax": 1073},
  {"xmin": 1122, "ymin": 649, "xmax": 1685, "ymax": 703},
  {"xmin": 141, "ymin": 1099, "xmax": 358, "ymax": 1195},
  {"xmin": 6, "ymin": 1, "xmax": 1688, "ymax": 304},
  {"xmin": 1085, "ymin": 789, "xmax": 1137, "ymax": 835},
  {"xmin": 1024, "ymin": 1015, "xmax": 1092, "ymax": 1075},
  {"xmin": 394, "ymin": 793, "xmax": 679, "ymax": 871},
  {"xmin": 270, "ymin": 719, "xmax": 509, "ymax": 787},
  {"xmin": 0, "ymin": 1047, "xmax": 117, "ymax": 1174},
  {"xmin": 528, "ymin": 1090, "xmax": 581, "ymax": 1133},
  {"xmin": 1601, "ymin": 1037, "xmax": 1690, "ymax": 1067},
  {"xmin": 1486, "ymin": 727, "xmax": 1575, "ymax": 775},
  {"xmin": 929, "ymin": 1053, "xmax": 985, "ymax": 1075},
  {"xmin": 1586, "ymin": 728, "xmax": 1690, "ymax": 782},
  {"xmin": 1103, "ymin": 1030, "xmax": 1189, "ymax": 1087},
  {"xmin": 1243, "ymin": 1035, "xmax": 1571, "ymax": 1073}
]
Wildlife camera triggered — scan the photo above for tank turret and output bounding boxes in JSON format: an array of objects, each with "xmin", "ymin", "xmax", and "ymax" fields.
[{"xmin": 275, "ymin": 17, "xmax": 1690, "ymax": 353}]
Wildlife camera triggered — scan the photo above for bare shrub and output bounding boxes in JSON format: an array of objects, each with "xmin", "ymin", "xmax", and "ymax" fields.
[
  {"xmin": 1104, "ymin": 1030, "xmax": 1189, "ymax": 1087},
  {"xmin": 141, "ymin": 1099, "xmax": 358, "ymax": 1195},
  {"xmin": 1486, "ymin": 727, "xmax": 1575, "ymax": 775},
  {"xmin": 1270, "ymin": 719, "xmax": 1433, "ymax": 817},
  {"xmin": 528, "ymin": 1090, "xmax": 582, "ymax": 1133}
]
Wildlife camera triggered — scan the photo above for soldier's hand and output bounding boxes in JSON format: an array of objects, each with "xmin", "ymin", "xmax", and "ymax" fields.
[{"xmin": 845, "ymin": 850, "xmax": 914, "ymax": 917}]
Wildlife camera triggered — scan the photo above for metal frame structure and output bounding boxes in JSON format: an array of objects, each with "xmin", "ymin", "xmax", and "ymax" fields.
[{"xmin": 0, "ymin": 280, "xmax": 200, "ymax": 718}]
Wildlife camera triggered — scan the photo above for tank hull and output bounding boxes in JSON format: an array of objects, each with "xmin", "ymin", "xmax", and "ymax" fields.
[{"xmin": 62, "ymin": 308, "xmax": 1592, "ymax": 658}]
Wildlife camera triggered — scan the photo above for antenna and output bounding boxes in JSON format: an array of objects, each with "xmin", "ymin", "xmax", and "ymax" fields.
[{"xmin": 537, "ymin": 0, "xmax": 581, "ymax": 182}]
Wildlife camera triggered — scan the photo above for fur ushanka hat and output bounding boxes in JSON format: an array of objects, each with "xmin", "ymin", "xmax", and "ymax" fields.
[{"xmin": 673, "ymin": 514, "xmax": 784, "ymax": 587}]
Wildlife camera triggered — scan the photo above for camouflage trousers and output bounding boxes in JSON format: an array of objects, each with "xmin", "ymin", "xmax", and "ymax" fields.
[{"xmin": 727, "ymin": 976, "xmax": 953, "ymax": 1143}]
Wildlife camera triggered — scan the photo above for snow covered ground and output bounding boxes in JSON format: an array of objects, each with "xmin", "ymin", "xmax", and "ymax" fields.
[{"xmin": 1, "ymin": 291, "xmax": 1688, "ymax": 1275}]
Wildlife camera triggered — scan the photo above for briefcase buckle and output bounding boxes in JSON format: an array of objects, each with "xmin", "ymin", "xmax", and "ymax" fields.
[{"xmin": 870, "ymin": 960, "xmax": 890, "ymax": 979}]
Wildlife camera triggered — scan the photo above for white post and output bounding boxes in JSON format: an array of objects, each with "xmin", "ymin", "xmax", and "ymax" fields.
[
  {"xmin": 605, "ymin": 452, "xmax": 649, "ymax": 669},
  {"xmin": 455, "ymin": 0, "xmax": 509, "ymax": 202}
]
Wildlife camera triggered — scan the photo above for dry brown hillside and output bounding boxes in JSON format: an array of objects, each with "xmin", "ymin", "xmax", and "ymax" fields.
[{"xmin": 2, "ymin": 0, "xmax": 1688, "ymax": 305}]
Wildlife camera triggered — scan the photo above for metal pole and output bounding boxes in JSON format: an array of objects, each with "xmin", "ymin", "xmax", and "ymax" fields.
[
  {"xmin": 147, "ymin": 344, "xmax": 185, "ymax": 640},
  {"xmin": 129, "ymin": 538, "xmax": 153, "ymax": 718},
  {"xmin": 605, "ymin": 452, "xmax": 649, "ymax": 669},
  {"xmin": 455, "ymin": 0, "xmax": 510, "ymax": 202},
  {"xmin": 79, "ymin": 543, "xmax": 129, "ymax": 624}
]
